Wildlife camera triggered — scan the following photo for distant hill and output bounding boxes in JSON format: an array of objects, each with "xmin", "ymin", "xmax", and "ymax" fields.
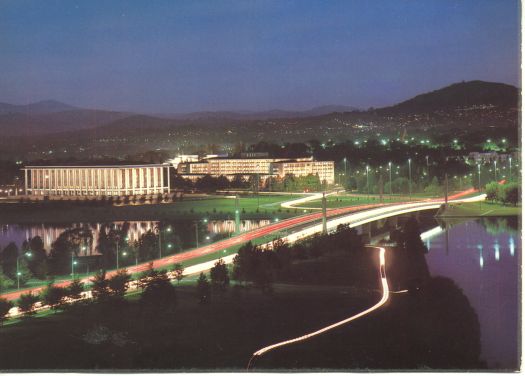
[
  {"xmin": 0, "ymin": 80, "xmax": 518, "ymax": 139},
  {"xmin": 162, "ymin": 105, "xmax": 360, "ymax": 120},
  {"xmin": 0, "ymin": 101, "xmax": 133, "ymax": 136},
  {"xmin": 378, "ymin": 80, "xmax": 519, "ymax": 115},
  {"xmin": 0, "ymin": 100, "xmax": 78, "ymax": 115}
]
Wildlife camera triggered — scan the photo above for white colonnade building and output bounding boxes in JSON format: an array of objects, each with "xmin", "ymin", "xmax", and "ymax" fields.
[{"xmin": 23, "ymin": 164, "xmax": 170, "ymax": 197}]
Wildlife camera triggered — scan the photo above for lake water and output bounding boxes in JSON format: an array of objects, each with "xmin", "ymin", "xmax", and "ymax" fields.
[{"xmin": 423, "ymin": 217, "xmax": 520, "ymax": 369}]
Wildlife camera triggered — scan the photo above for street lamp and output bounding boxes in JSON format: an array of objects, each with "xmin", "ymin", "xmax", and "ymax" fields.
[
  {"xmin": 343, "ymin": 157, "xmax": 347, "ymax": 180},
  {"xmin": 509, "ymin": 157, "xmax": 512, "ymax": 178},
  {"xmin": 425, "ymin": 155, "xmax": 429, "ymax": 178},
  {"xmin": 366, "ymin": 165, "xmax": 370, "ymax": 200},
  {"xmin": 156, "ymin": 225, "xmax": 171, "ymax": 259},
  {"xmin": 408, "ymin": 158, "xmax": 412, "ymax": 200},
  {"xmin": 493, "ymin": 160, "xmax": 497, "ymax": 181},
  {"xmin": 477, "ymin": 164, "xmax": 481, "ymax": 191},
  {"xmin": 16, "ymin": 252, "xmax": 31, "ymax": 289},
  {"xmin": 71, "ymin": 253, "xmax": 77, "ymax": 279},
  {"xmin": 388, "ymin": 162, "xmax": 393, "ymax": 199}
]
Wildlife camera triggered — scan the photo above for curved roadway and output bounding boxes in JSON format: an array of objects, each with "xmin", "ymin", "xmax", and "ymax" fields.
[
  {"xmin": 0, "ymin": 188, "xmax": 480, "ymax": 303},
  {"xmin": 247, "ymin": 246, "xmax": 389, "ymax": 370}
]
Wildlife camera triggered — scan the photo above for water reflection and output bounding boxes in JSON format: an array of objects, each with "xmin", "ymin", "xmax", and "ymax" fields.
[
  {"xmin": 424, "ymin": 217, "xmax": 520, "ymax": 369},
  {"xmin": 0, "ymin": 219, "xmax": 272, "ymax": 257}
]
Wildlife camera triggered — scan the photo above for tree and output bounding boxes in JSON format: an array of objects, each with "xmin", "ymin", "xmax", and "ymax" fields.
[
  {"xmin": 137, "ymin": 230, "xmax": 159, "ymax": 262},
  {"xmin": 196, "ymin": 273, "xmax": 210, "ymax": 304},
  {"xmin": 17, "ymin": 292, "xmax": 39, "ymax": 316},
  {"xmin": 0, "ymin": 243, "xmax": 19, "ymax": 279},
  {"xmin": 15, "ymin": 256, "xmax": 32, "ymax": 288},
  {"xmin": 91, "ymin": 271, "xmax": 110, "ymax": 302},
  {"xmin": 232, "ymin": 242, "xmax": 274, "ymax": 291},
  {"xmin": 141, "ymin": 269, "xmax": 176, "ymax": 309},
  {"xmin": 172, "ymin": 263, "xmax": 185, "ymax": 284},
  {"xmin": 424, "ymin": 176, "xmax": 441, "ymax": 196},
  {"xmin": 500, "ymin": 182, "xmax": 520, "ymax": 206},
  {"xmin": 23, "ymin": 236, "xmax": 48, "ymax": 280},
  {"xmin": 138, "ymin": 262, "xmax": 155, "ymax": 291},
  {"xmin": 107, "ymin": 269, "xmax": 131, "ymax": 298},
  {"xmin": 0, "ymin": 298, "xmax": 13, "ymax": 326},
  {"xmin": 485, "ymin": 182, "xmax": 499, "ymax": 202},
  {"xmin": 210, "ymin": 258, "xmax": 229, "ymax": 292},
  {"xmin": 0, "ymin": 266, "xmax": 11, "ymax": 293},
  {"xmin": 41, "ymin": 283, "xmax": 66, "ymax": 312},
  {"xmin": 67, "ymin": 279, "xmax": 85, "ymax": 300},
  {"xmin": 49, "ymin": 227, "xmax": 92, "ymax": 275}
]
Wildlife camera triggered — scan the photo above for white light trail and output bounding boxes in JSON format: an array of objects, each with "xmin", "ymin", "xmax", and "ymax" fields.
[{"xmin": 247, "ymin": 247, "xmax": 389, "ymax": 369}]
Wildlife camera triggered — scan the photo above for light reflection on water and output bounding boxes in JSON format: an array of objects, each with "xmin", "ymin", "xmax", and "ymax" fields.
[
  {"xmin": 0, "ymin": 219, "xmax": 272, "ymax": 256},
  {"xmin": 425, "ymin": 217, "xmax": 520, "ymax": 369}
]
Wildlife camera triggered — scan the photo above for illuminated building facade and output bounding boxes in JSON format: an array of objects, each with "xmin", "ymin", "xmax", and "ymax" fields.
[
  {"xmin": 177, "ymin": 157, "xmax": 335, "ymax": 184},
  {"xmin": 23, "ymin": 164, "xmax": 170, "ymax": 196}
]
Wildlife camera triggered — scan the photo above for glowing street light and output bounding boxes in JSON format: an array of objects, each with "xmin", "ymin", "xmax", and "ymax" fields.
[
  {"xmin": 493, "ymin": 160, "xmax": 497, "ymax": 181},
  {"xmin": 16, "ymin": 251, "xmax": 31, "ymax": 289},
  {"xmin": 477, "ymin": 164, "xmax": 481, "ymax": 192},
  {"xmin": 388, "ymin": 162, "xmax": 392, "ymax": 198},
  {"xmin": 408, "ymin": 158, "xmax": 412, "ymax": 200},
  {"xmin": 71, "ymin": 253, "xmax": 78, "ymax": 279},
  {"xmin": 366, "ymin": 165, "xmax": 370, "ymax": 200}
]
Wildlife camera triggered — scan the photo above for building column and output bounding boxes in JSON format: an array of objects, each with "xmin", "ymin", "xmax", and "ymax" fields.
[
  {"xmin": 146, "ymin": 167, "xmax": 151, "ymax": 194},
  {"xmin": 153, "ymin": 167, "xmax": 159, "ymax": 193},
  {"xmin": 138, "ymin": 168, "xmax": 143, "ymax": 194},
  {"xmin": 166, "ymin": 165, "xmax": 171, "ymax": 194},
  {"xmin": 160, "ymin": 166, "xmax": 164, "ymax": 194},
  {"xmin": 117, "ymin": 168, "xmax": 122, "ymax": 195},
  {"xmin": 124, "ymin": 169, "xmax": 129, "ymax": 195},
  {"xmin": 24, "ymin": 169, "xmax": 28, "ymax": 195}
]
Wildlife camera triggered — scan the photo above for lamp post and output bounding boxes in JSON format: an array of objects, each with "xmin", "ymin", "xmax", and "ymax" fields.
[
  {"xmin": 16, "ymin": 252, "xmax": 31, "ymax": 290},
  {"xmin": 157, "ymin": 225, "xmax": 172, "ymax": 259},
  {"xmin": 343, "ymin": 157, "xmax": 347, "ymax": 184},
  {"xmin": 366, "ymin": 165, "xmax": 370, "ymax": 200},
  {"xmin": 493, "ymin": 160, "xmax": 497, "ymax": 181},
  {"xmin": 408, "ymin": 158, "xmax": 412, "ymax": 200},
  {"xmin": 425, "ymin": 155, "xmax": 429, "ymax": 178},
  {"xmin": 388, "ymin": 162, "xmax": 392, "ymax": 199},
  {"xmin": 509, "ymin": 157, "xmax": 512, "ymax": 179},
  {"xmin": 71, "ymin": 253, "xmax": 77, "ymax": 279},
  {"xmin": 477, "ymin": 164, "xmax": 482, "ymax": 191}
]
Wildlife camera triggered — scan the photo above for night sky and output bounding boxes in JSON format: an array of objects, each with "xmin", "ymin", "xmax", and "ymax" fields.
[{"xmin": 0, "ymin": 0, "xmax": 520, "ymax": 113}]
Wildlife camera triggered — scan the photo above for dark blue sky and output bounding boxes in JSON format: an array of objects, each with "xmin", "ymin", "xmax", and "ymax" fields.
[{"xmin": 0, "ymin": 0, "xmax": 520, "ymax": 112}]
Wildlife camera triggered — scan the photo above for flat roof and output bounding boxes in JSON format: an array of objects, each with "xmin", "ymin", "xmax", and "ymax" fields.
[{"xmin": 23, "ymin": 163, "xmax": 169, "ymax": 169}]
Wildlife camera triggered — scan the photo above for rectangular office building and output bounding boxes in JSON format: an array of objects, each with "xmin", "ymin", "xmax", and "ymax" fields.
[{"xmin": 23, "ymin": 164, "xmax": 170, "ymax": 196}]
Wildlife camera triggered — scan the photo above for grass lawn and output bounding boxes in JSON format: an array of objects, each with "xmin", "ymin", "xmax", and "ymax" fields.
[
  {"xmin": 0, "ymin": 194, "xmax": 305, "ymax": 223},
  {"xmin": 440, "ymin": 201, "xmax": 521, "ymax": 217}
]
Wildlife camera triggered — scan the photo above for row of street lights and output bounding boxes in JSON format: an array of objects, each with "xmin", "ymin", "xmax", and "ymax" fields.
[{"xmin": 343, "ymin": 155, "xmax": 518, "ymax": 197}]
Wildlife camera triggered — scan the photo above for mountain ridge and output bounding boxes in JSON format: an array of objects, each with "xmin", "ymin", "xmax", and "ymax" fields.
[{"xmin": 0, "ymin": 80, "xmax": 518, "ymax": 137}]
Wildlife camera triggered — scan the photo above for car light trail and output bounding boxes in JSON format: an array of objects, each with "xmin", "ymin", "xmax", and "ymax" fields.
[
  {"xmin": 246, "ymin": 246, "xmax": 389, "ymax": 370},
  {"xmin": 0, "ymin": 189, "xmax": 481, "ymax": 303}
]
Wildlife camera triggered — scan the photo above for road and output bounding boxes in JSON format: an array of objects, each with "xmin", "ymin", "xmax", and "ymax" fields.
[
  {"xmin": 246, "ymin": 246, "xmax": 389, "ymax": 370},
  {"xmin": 0, "ymin": 188, "xmax": 480, "ymax": 302}
]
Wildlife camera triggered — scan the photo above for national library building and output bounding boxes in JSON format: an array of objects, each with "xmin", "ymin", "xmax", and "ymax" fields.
[{"xmin": 23, "ymin": 164, "xmax": 171, "ymax": 197}]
